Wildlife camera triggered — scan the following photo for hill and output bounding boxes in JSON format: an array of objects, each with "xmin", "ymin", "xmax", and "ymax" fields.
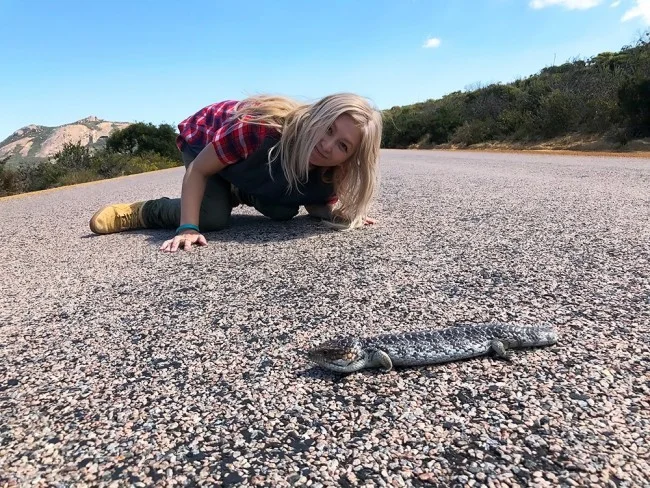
[
  {"xmin": 0, "ymin": 116, "xmax": 131, "ymax": 167},
  {"xmin": 381, "ymin": 32, "xmax": 650, "ymax": 153}
]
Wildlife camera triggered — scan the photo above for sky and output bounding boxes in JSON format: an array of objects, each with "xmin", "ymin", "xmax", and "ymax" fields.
[{"xmin": 1, "ymin": 0, "xmax": 649, "ymax": 140}]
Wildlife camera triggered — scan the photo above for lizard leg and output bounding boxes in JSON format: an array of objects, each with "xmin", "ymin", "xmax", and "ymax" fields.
[
  {"xmin": 371, "ymin": 350, "xmax": 393, "ymax": 372},
  {"xmin": 490, "ymin": 340, "xmax": 513, "ymax": 361}
]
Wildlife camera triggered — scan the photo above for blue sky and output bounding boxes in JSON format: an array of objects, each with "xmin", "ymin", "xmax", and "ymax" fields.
[{"xmin": 1, "ymin": 0, "xmax": 648, "ymax": 140}]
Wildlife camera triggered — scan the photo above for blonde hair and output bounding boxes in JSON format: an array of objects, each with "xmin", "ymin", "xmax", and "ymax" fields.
[{"xmin": 231, "ymin": 93, "xmax": 383, "ymax": 229}]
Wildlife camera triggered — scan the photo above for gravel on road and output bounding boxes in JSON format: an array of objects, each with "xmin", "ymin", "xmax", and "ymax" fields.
[{"xmin": 1, "ymin": 149, "xmax": 649, "ymax": 487}]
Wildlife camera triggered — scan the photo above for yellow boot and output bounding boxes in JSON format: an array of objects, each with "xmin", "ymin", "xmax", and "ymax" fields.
[{"xmin": 89, "ymin": 201, "xmax": 147, "ymax": 234}]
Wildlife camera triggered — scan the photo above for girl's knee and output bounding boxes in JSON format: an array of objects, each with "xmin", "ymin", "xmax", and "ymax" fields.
[{"xmin": 199, "ymin": 209, "xmax": 232, "ymax": 231}]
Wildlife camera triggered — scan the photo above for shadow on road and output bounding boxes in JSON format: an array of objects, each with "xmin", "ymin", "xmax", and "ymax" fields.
[{"xmin": 81, "ymin": 214, "xmax": 339, "ymax": 245}]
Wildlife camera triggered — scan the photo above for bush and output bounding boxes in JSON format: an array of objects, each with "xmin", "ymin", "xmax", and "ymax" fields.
[
  {"xmin": 0, "ymin": 145, "xmax": 183, "ymax": 196},
  {"xmin": 19, "ymin": 161, "xmax": 68, "ymax": 192},
  {"xmin": 496, "ymin": 109, "xmax": 529, "ymax": 137},
  {"xmin": 50, "ymin": 142, "xmax": 93, "ymax": 171},
  {"xmin": 618, "ymin": 78, "xmax": 650, "ymax": 136},
  {"xmin": 120, "ymin": 152, "xmax": 181, "ymax": 175},
  {"xmin": 0, "ymin": 167, "xmax": 23, "ymax": 196},
  {"xmin": 536, "ymin": 90, "xmax": 579, "ymax": 138},
  {"xmin": 106, "ymin": 122, "xmax": 181, "ymax": 161},
  {"xmin": 581, "ymin": 98, "xmax": 621, "ymax": 132},
  {"xmin": 90, "ymin": 150, "xmax": 180, "ymax": 178},
  {"xmin": 58, "ymin": 169, "xmax": 101, "ymax": 186},
  {"xmin": 450, "ymin": 120, "xmax": 496, "ymax": 146}
]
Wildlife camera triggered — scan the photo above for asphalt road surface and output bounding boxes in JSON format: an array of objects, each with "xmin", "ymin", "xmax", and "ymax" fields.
[{"xmin": 1, "ymin": 149, "xmax": 649, "ymax": 487}]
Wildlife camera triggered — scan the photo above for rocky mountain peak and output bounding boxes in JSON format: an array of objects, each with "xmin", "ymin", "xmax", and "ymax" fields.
[{"xmin": 13, "ymin": 125, "xmax": 43, "ymax": 138}]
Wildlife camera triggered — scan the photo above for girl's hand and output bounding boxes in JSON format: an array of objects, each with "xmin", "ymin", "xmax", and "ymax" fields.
[
  {"xmin": 364, "ymin": 217, "xmax": 376, "ymax": 225},
  {"xmin": 160, "ymin": 231, "xmax": 208, "ymax": 252}
]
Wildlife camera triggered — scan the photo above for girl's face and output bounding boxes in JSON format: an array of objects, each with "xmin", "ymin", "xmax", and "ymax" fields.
[{"xmin": 309, "ymin": 114, "xmax": 362, "ymax": 168}]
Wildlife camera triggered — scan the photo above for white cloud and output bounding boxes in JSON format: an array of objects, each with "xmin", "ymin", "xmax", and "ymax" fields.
[
  {"xmin": 611, "ymin": 0, "xmax": 621, "ymax": 6},
  {"xmin": 423, "ymin": 37, "xmax": 441, "ymax": 48},
  {"xmin": 530, "ymin": 0, "xmax": 602, "ymax": 9},
  {"xmin": 622, "ymin": 0, "xmax": 650, "ymax": 24}
]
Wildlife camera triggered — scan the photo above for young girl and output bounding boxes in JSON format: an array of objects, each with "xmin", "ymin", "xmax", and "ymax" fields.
[{"xmin": 89, "ymin": 93, "xmax": 383, "ymax": 252}]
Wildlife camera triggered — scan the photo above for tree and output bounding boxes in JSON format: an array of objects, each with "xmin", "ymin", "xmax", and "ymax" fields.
[{"xmin": 106, "ymin": 123, "xmax": 181, "ymax": 161}]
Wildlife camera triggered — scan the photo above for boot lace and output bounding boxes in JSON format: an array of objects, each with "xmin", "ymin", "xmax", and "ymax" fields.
[{"xmin": 118, "ymin": 209, "xmax": 139, "ymax": 229}]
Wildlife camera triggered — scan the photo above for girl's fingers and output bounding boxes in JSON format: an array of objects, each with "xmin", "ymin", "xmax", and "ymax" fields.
[
  {"xmin": 176, "ymin": 237, "xmax": 182, "ymax": 252},
  {"xmin": 183, "ymin": 237, "xmax": 192, "ymax": 252},
  {"xmin": 159, "ymin": 233, "xmax": 207, "ymax": 252}
]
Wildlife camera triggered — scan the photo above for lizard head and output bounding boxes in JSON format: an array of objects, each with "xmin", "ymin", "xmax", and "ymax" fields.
[
  {"xmin": 513, "ymin": 323, "xmax": 559, "ymax": 348},
  {"xmin": 307, "ymin": 337, "xmax": 369, "ymax": 373}
]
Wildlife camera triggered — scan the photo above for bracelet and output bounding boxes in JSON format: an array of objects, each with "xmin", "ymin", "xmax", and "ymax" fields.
[{"xmin": 176, "ymin": 223, "xmax": 200, "ymax": 235}]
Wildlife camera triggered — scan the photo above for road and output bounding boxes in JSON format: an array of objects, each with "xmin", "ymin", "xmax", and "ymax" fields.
[{"xmin": 1, "ymin": 149, "xmax": 649, "ymax": 486}]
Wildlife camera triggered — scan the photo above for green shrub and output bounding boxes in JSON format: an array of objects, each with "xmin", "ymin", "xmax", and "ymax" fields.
[
  {"xmin": 618, "ymin": 77, "xmax": 650, "ymax": 136},
  {"xmin": 58, "ymin": 169, "xmax": 101, "ymax": 186},
  {"xmin": 106, "ymin": 122, "xmax": 181, "ymax": 161},
  {"xmin": 496, "ymin": 109, "xmax": 528, "ymax": 137},
  {"xmin": 89, "ymin": 150, "xmax": 181, "ymax": 178},
  {"xmin": 50, "ymin": 142, "xmax": 93, "ymax": 171},
  {"xmin": 89, "ymin": 150, "xmax": 131, "ymax": 178},
  {"xmin": 0, "ymin": 167, "xmax": 23, "ymax": 196},
  {"xmin": 450, "ymin": 120, "xmax": 495, "ymax": 146},
  {"xmin": 581, "ymin": 98, "xmax": 621, "ymax": 132},
  {"xmin": 122, "ymin": 152, "xmax": 181, "ymax": 175},
  {"xmin": 19, "ymin": 161, "xmax": 68, "ymax": 192},
  {"xmin": 536, "ymin": 90, "xmax": 578, "ymax": 138}
]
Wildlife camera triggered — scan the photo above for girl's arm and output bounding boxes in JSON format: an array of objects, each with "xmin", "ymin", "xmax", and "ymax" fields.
[
  {"xmin": 160, "ymin": 144, "xmax": 226, "ymax": 252},
  {"xmin": 180, "ymin": 143, "xmax": 226, "ymax": 227}
]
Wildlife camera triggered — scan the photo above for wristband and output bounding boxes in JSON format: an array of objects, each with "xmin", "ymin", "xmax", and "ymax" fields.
[{"xmin": 176, "ymin": 224, "xmax": 200, "ymax": 235}]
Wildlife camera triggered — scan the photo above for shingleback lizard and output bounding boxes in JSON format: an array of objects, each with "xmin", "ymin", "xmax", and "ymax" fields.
[{"xmin": 307, "ymin": 322, "xmax": 558, "ymax": 373}]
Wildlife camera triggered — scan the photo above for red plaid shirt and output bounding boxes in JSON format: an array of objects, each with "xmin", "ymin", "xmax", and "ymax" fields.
[
  {"xmin": 176, "ymin": 100, "xmax": 338, "ymax": 205},
  {"xmin": 176, "ymin": 100, "xmax": 279, "ymax": 165}
]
